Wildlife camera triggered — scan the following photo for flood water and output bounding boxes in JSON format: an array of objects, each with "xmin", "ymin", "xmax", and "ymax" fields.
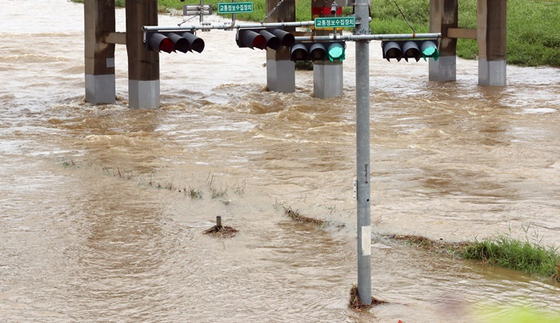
[{"xmin": 1, "ymin": 0, "xmax": 559, "ymax": 322}]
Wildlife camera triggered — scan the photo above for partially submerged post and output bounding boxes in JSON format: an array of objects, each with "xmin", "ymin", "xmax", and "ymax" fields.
[
  {"xmin": 216, "ymin": 215, "xmax": 222, "ymax": 229},
  {"xmin": 84, "ymin": 0, "xmax": 116, "ymax": 104},
  {"xmin": 429, "ymin": 0, "xmax": 507, "ymax": 86},
  {"xmin": 126, "ymin": 0, "xmax": 160, "ymax": 109},
  {"xmin": 477, "ymin": 0, "xmax": 507, "ymax": 86},
  {"xmin": 429, "ymin": 0, "xmax": 458, "ymax": 82},
  {"xmin": 204, "ymin": 216, "xmax": 238, "ymax": 238},
  {"xmin": 354, "ymin": 0, "xmax": 372, "ymax": 306},
  {"xmin": 265, "ymin": 0, "xmax": 296, "ymax": 93}
]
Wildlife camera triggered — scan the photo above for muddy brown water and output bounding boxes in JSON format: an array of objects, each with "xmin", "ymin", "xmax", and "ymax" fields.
[{"xmin": 1, "ymin": 1, "xmax": 559, "ymax": 322}]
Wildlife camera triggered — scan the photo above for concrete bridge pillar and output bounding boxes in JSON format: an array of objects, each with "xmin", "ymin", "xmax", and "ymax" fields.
[
  {"xmin": 84, "ymin": 0, "xmax": 116, "ymax": 104},
  {"xmin": 477, "ymin": 0, "xmax": 507, "ymax": 86},
  {"xmin": 265, "ymin": 0, "xmax": 296, "ymax": 93},
  {"xmin": 429, "ymin": 0, "xmax": 507, "ymax": 86},
  {"xmin": 429, "ymin": 0, "xmax": 457, "ymax": 82},
  {"xmin": 126, "ymin": 0, "xmax": 160, "ymax": 109}
]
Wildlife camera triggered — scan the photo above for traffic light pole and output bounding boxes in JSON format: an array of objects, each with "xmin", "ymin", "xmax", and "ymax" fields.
[
  {"xmin": 293, "ymin": 33, "xmax": 441, "ymax": 42},
  {"xmin": 143, "ymin": 21, "xmax": 316, "ymax": 33},
  {"xmin": 354, "ymin": 0, "xmax": 371, "ymax": 305}
]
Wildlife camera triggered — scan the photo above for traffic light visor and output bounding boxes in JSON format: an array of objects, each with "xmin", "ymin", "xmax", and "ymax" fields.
[
  {"xmin": 290, "ymin": 43, "xmax": 308, "ymax": 61},
  {"xmin": 166, "ymin": 32, "xmax": 191, "ymax": 53},
  {"xmin": 271, "ymin": 29, "xmax": 295, "ymax": 47},
  {"xmin": 182, "ymin": 32, "xmax": 205, "ymax": 53},
  {"xmin": 259, "ymin": 30, "xmax": 280, "ymax": 50},
  {"xmin": 309, "ymin": 43, "xmax": 327, "ymax": 61},
  {"xmin": 382, "ymin": 41, "xmax": 402, "ymax": 61},
  {"xmin": 402, "ymin": 41, "xmax": 420, "ymax": 62}
]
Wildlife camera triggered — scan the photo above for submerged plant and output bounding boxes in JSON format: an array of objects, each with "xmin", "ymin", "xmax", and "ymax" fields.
[
  {"xmin": 188, "ymin": 187, "xmax": 203, "ymax": 199},
  {"xmin": 462, "ymin": 232, "xmax": 560, "ymax": 281},
  {"xmin": 283, "ymin": 205, "xmax": 329, "ymax": 226},
  {"xmin": 206, "ymin": 174, "xmax": 228, "ymax": 199}
]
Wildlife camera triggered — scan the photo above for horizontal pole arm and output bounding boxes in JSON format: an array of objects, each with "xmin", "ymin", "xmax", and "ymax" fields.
[
  {"xmin": 294, "ymin": 33, "xmax": 442, "ymax": 42},
  {"xmin": 143, "ymin": 21, "xmax": 316, "ymax": 32}
]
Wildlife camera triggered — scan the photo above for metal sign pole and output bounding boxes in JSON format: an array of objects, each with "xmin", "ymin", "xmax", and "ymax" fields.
[{"xmin": 354, "ymin": 0, "xmax": 372, "ymax": 305}]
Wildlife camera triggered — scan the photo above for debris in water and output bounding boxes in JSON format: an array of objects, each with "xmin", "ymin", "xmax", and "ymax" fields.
[
  {"xmin": 204, "ymin": 216, "xmax": 238, "ymax": 238},
  {"xmin": 348, "ymin": 285, "xmax": 386, "ymax": 311}
]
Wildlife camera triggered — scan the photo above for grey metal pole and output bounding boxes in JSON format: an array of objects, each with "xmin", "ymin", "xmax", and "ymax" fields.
[{"xmin": 354, "ymin": 0, "xmax": 371, "ymax": 305}]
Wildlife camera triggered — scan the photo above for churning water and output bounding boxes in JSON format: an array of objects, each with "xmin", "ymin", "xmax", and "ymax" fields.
[{"xmin": 1, "ymin": 0, "xmax": 559, "ymax": 322}]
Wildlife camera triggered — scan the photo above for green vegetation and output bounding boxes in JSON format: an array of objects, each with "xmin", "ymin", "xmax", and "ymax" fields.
[
  {"xmin": 462, "ymin": 232, "xmax": 560, "ymax": 281},
  {"xmin": 73, "ymin": 0, "xmax": 559, "ymax": 66},
  {"xmin": 394, "ymin": 230, "xmax": 560, "ymax": 282},
  {"xmin": 477, "ymin": 305, "xmax": 560, "ymax": 323}
]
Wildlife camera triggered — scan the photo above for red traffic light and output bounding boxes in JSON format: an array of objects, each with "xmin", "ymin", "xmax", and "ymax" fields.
[
  {"xmin": 237, "ymin": 30, "xmax": 266, "ymax": 50},
  {"xmin": 236, "ymin": 29, "xmax": 295, "ymax": 50},
  {"xmin": 148, "ymin": 33, "xmax": 174, "ymax": 53},
  {"xmin": 145, "ymin": 31, "xmax": 205, "ymax": 54}
]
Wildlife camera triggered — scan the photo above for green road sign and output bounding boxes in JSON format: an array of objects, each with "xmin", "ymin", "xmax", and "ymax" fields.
[
  {"xmin": 217, "ymin": 2, "xmax": 253, "ymax": 14},
  {"xmin": 314, "ymin": 17, "xmax": 356, "ymax": 28}
]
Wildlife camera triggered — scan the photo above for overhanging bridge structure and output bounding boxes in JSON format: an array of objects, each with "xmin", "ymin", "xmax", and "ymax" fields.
[{"xmin": 84, "ymin": 0, "xmax": 507, "ymax": 108}]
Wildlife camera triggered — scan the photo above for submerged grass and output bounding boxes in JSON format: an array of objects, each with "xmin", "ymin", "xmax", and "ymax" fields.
[
  {"xmin": 282, "ymin": 205, "xmax": 329, "ymax": 226},
  {"xmin": 462, "ymin": 234, "xmax": 560, "ymax": 281},
  {"xmin": 389, "ymin": 234, "xmax": 469, "ymax": 258},
  {"xmin": 391, "ymin": 230, "xmax": 560, "ymax": 282}
]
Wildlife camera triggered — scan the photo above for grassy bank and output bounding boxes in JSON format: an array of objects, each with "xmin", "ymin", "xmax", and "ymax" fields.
[
  {"xmin": 79, "ymin": 0, "xmax": 560, "ymax": 67},
  {"xmin": 462, "ymin": 233, "xmax": 560, "ymax": 281},
  {"xmin": 392, "ymin": 232, "xmax": 560, "ymax": 282}
]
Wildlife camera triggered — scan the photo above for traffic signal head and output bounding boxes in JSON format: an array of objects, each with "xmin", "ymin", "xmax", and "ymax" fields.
[
  {"xmin": 381, "ymin": 40, "xmax": 439, "ymax": 62},
  {"xmin": 290, "ymin": 42, "xmax": 346, "ymax": 62},
  {"xmin": 236, "ymin": 29, "xmax": 295, "ymax": 50},
  {"xmin": 145, "ymin": 31, "xmax": 205, "ymax": 53},
  {"xmin": 270, "ymin": 29, "xmax": 295, "ymax": 47}
]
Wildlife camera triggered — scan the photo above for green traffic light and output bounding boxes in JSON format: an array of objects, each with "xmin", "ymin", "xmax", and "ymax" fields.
[
  {"xmin": 421, "ymin": 41, "xmax": 439, "ymax": 61},
  {"xmin": 327, "ymin": 43, "xmax": 345, "ymax": 62}
]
